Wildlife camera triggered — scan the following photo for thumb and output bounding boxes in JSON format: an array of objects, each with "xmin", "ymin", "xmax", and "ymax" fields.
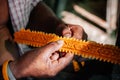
[
  {"xmin": 62, "ymin": 27, "xmax": 72, "ymax": 38},
  {"xmin": 41, "ymin": 40, "xmax": 64, "ymax": 56},
  {"xmin": 64, "ymin": 33, "xmax": 71, "ymax": 38}
]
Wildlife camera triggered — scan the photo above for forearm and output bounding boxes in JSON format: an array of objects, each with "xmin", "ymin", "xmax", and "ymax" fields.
[
  {"xmin": 0, "ymin": 60, "xmax": 23, "ymax": 80},
  {"xmin": 27, "ymin": 2, "xmax": 65, "ymax": 33},
  {"xmin": 0, "ymin": 25, "xmax": 15, "ymax": 65},
  {"xmin": 0, "ymin": 24, "xmax": 20, "ymax": 65}
]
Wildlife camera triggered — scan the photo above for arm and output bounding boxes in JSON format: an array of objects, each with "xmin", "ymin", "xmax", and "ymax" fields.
[
  {"xmin": 0, "ymin": 1, "xmax": 85, "ymax": 79},
  {"xmin": 0, "ymin": 2, "xmax": 73, "ymax": 78},
  {"xmin": 0, "ymin": 0, "xmax": 15, "ymax": 64},
  {"xmin": 9, "ymin": 40, "xmax": 73, "ymax": 79},
  {"xmin": 0, "ymin": 40, "xmax": 74, "ymax": 79},
  {"xmin": 26, "ymin": 2, "xmax": 64, "ymax": 33},
  {"xmin": 27, "ymin": 1, "xmax": 87, "ymax": 40},
  {"xmin": 27, "ymin": 1, "xmax": 88, "ymax": 62}
]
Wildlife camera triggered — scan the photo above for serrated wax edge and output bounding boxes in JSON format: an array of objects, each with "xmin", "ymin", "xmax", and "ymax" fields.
[{"xmin": 14, "ymin": 29, "xmax": 120, "ymax": 64}]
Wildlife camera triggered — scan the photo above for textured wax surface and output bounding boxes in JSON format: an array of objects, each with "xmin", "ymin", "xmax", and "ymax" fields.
[{"xmin": 14, "ymin": 29, "xmax": 120, "ymax": 64}]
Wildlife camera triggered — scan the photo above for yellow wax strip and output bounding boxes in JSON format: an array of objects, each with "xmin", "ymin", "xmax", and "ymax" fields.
[{"xmin": 14, "ymin": 29, "xmax": 120, "ymax": 64}]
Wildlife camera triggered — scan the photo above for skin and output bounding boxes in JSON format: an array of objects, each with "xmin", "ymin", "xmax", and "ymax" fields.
[
  {"xmin": 10, "ymin": 40, "xmax": 74, "ymax": 78},
  {"xmin": 0, "ymin": 0, "xmax": 14, "ymax": 64},
  {"xmin": 0, "ymin": 0, "xmax": 87, "ymax": 79}
]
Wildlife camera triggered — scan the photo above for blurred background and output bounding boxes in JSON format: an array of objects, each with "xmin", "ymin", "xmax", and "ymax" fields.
[{"xmin": 43, "ymin": 0, "xmax": 119, "ymax": 45}]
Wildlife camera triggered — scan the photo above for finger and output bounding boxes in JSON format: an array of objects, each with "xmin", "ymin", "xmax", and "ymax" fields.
[
  {"xmin": 40, "ymin": 40, "xmax": 64, "ymax": 57},
  {"xmin": 73, "ymin": 28, "xmax": 83, "ymax": 39},
  {"xmin": 62, "ymin": 27, "xmax": 72, "ymax": 38},
  {"xmin": 50, "ymin": 52, "xmax": 59, "ymax": 60},
  {"xmin": 69, "ymin": 26, "xmax": 86, "ymax": 40},
  {"xmin": 59, "ymin": 53, "xmax": 74, "ymax": 64},
  {"xmin": 54, "ymin": 53, "xmax": 74, "ymax": 70},
  {"xmin": 0, "ymin": 27, "xmax": 13, "ymax": 41}
]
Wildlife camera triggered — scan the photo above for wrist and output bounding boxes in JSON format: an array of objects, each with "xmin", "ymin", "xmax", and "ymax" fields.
[
  {"xmin": 9, "ymin": 61, "xmax": 23, "ymax": 79},
  {"xmin": 2, "ymin": 60, "xmax": 11, "ymax": 80},
  {"xmin": 9, "ymin": 60, "xmax": 32, "ymax": 79},
  {"xmin": 2, "ymin": 60, "xmax": 24, "ymax": 80},
  {"xmin": 44, "ymin": 17, "xmax": 65, "ymax": 33},
  {"xmin": 7, "ymin": 62, "xmax": 16, "ymax": 80},
  {"xmin": 55, "ymin": 22, "xmax": 68, "ymax": 36}
]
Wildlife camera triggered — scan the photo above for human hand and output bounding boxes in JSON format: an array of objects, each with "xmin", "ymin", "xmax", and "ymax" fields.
[
  {"xmin": 0, "ymin": 26, "xmax": 14, "ymax": 64},
  {"xmin": 0, "ymin": 26, "xmax": 12, "ymax": 42},
  {"xmin": 56, "ymin": 23, "xmax": 88, "ymax": 61},
  {"xmin": 56, "ymin": 24, "xmax": 87, "ymax": 40},
  {"xmin": 9, "ymin": 40, "xmax": 74, "ymax": 79},
  {"xmin": 0, "ymin": 26, "xmax": 13, "ymax": 51}
]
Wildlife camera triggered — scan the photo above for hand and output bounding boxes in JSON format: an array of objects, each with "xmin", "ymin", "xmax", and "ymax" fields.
[
  {"xmin": 0, "ymin": 26, "xmax": 14, "ymax": 64},
  {"xmin": 56, "ymin": 24, "xmax": 87, "ymax": 40},
  {"xmin": 56, "ymin": 23, "xmax": 88, "ymax": 61},
  {"xmin": 9, "ymin": 40, "xmax": 74, "ymax": 79},
  {"xmin": 0, "ymin": 26, "xmax": 12, "ymax": 42}
]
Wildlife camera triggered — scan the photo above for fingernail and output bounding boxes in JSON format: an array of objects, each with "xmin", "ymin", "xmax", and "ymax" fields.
[
  {"xmin": 57, "ymin": 40, "xmax": 64, "ymax": 44},
  {"xmin": 64, "ymin": 34, "xmax": 71, "ymax": 38}
]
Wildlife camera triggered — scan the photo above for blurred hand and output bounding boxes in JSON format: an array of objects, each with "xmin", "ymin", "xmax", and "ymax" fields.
[
  {"xmin": 10, "ymin": 40, "xmax": 74, "ymax": 79},
  {"xmin": 0, "ymin": 26, "xmax": 12, "ymax": 42},
  {"xmin": 56, "ymin": 23, "xmax": 88, "ymax": 61},
  {"xmin": 0, "ymin": 26, "xmax": 14, "ymax": 64},
  {"xmin": 56, "ymin": 24, "xmax": 87, "ymax": 40}
]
